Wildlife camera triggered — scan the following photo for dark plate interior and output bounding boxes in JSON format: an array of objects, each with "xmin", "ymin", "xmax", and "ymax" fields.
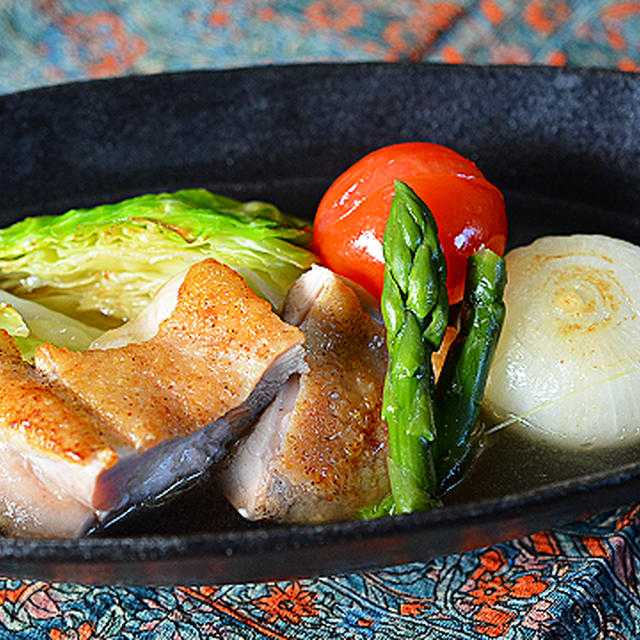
[{"xmin": 0, "ymin": 62, "xmax": 639, "ymax": 585}]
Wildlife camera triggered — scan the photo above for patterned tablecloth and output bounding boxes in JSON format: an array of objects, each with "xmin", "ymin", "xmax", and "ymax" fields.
[{"xmin": 1, "ymin": 1, "xmax": 640, "ymax": 638}]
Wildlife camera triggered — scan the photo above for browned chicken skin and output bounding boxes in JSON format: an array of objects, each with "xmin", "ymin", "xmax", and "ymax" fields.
[
  {"xmin": 0, "ymin": 331, "xmax": 121, "ymax": 467},
  {"xmin": 222, "ymin": 266, "xmax": 390, "ymax": 523},
  {"xmin": 37, "ymin": 259, "xmax": 304, "ymax": 451},
  {"xmin": 0, "ymin": 259, "xmax": 305, "ymax": 536},
  {"xmin": 0, "ymin": 331, "xmax": 117, "ymax": 536}
]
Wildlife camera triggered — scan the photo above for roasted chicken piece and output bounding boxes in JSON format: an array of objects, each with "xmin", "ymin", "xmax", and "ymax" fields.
[
  {"xmin": 37, "ymin": 259, "xmax": 304, "ymax": 453},
  {"xmin": 0, "ymin": 330, "xmax": 121, "ymax": 536},
  {"xmin": 0, "ymin": 259, "xmax": 305, "ymax": 536},
  {"xmin": 222, "ymin": 266, "xmax": 390, "ymax": 523}
]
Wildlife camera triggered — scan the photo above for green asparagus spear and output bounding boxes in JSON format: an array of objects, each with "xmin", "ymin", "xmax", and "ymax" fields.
[
  {"xmin": 381, "ymin": 180, "xmax": 449, "ymax": 513},
  {"xmin": 434, "ymin": 248, "xmax": 506, "ymax": 491}
]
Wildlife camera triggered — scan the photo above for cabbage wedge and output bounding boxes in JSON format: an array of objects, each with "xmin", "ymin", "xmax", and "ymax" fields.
[
  {"xmin": 0, "ymin": 289, "xmax": 102, "ymax": 361},
  {"xmin": 0, "ymin": 189, "xmax": 316, "ymax": 324}
]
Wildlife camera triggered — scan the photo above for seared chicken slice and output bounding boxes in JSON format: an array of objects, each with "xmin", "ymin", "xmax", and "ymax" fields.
[
  {"xmin": 0, "ymin": 441, "xmax": 96, "ymax": 537},
  {"xmin": 0, "ymin": 259, "xmax": 304, "ymax": 536},
  {"xmin": 37, "ymin": 259, "xmax": 304, "ymax": 451},
  {"xmin": 222, "ymin": 266, "xmax": 389, "ymax": 523},
  {"xmin": 0, "ymin": 330, "xmax": 125, "ymax": 536}
]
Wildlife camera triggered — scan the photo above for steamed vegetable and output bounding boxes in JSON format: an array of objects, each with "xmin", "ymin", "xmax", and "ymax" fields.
[
  {"xmin": 381, "ymin": 180, "xmax": 449, "ymax": 513},
  {"xmin": 0, "ymin": 289, "xmax": 101, "ymax": 361},
  {"xmin": 485, "ymin": 234, "xmax": 640, "ymax": 448},
  {"xmin": 434, "ymin": 249, "xmax": 506, "ymax": 490},
  {"xmin": 360, "ymin": 183, "xmax": 507, "ymax": 518},
  {"xmin": 0, "ymin": 189, "xmax": 315, "ymax": 323}
]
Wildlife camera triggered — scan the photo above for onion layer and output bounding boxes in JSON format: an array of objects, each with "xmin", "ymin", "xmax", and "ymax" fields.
[{"xmin": 485, "ymin": 234, "xmax": 640, "ymax": 448}]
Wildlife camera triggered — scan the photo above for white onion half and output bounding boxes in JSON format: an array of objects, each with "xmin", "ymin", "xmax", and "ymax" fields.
[{"xmin": 484, "ymin": 234, "xmax": 640, "ymax": 448}]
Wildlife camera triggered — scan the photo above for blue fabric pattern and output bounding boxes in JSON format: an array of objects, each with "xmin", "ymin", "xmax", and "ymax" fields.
[{"xmin": 2, "ymin": 0, "xmax": 640, "ymax": 96}]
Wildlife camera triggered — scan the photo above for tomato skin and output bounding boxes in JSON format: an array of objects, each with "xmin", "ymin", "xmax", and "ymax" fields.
[
  {"xmin": 313, "ymin": 143, "xmax": 485, "ymax": 239},
  {"xmin": 312, "ymin": 144, "xmax": 507, "ymax": 304}
]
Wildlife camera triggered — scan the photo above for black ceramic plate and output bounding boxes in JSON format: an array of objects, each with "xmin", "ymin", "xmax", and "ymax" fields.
[{"xmin": 0, "ymin": 62, "xmax": 639, "ymax": 586}]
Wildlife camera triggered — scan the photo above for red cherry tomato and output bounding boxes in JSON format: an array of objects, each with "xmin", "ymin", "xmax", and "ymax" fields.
[{"xmin": 312, "ymin": 143, "xmax": 507, "ymax": 304}]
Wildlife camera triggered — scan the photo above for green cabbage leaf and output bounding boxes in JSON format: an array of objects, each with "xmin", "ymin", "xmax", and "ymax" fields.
[
  {"xmin": 0, "ymin": 189, "xmax": 316, "ymax": 323},
  {"xmin": 0, "ymin": 289, "xmax": 102, "ymax": 361}
]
